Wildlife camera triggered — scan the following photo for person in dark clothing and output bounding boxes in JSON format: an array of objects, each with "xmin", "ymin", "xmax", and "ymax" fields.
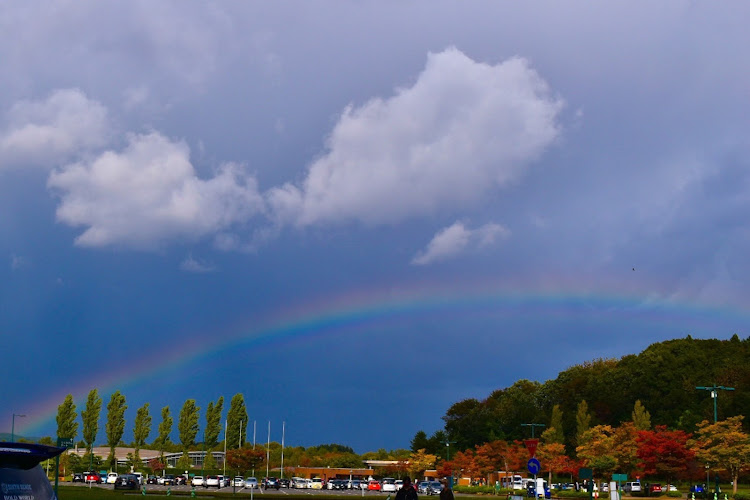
[
  {"xmin": 396, "ymin": 477, "xmax": 418, "ymax": 500},
  {"xmin": 439, "ymin": 478, "xmax": 454, "ymax": 500}
]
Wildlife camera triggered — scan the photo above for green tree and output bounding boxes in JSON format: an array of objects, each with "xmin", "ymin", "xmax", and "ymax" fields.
[
  {"xmin": 81, "ymin": 389, "xmax": 102, "ymax": 457},
  {"xmin": 56, "ymin": 394, "xmax": 78, "ymax": 440},
  {"xmin": 411, "ymin": 430, "xmax": 429, "ymax": 453},
  {"xmin": 575, "ymin": 400, "xmax": 591, "ymax": 445},
  {"xmin": 692, "ymin": 416, "xmax": 750, "ymax": 495},
  {"xmin": 178, "ymin": 399, "xmax": 200, "ymax": 450},
  {"xmin": 226, "ymin": 393, "xmax": 248, "ymax": 449},
  {"xmin": 543, "ymin": 404, "xmax": 564, "ymax": 444},
  {"xmin": 632, "ymin": 400, "xmax": 651, "ymax": 430},
  {"xmin": 105, "ymin": 391, "xmax": 127, "ymax": 471},
  {"xmin": 204, "ymin": 396, "xmax": 224, "ymax": 448},
  {"xmin": 133, "ymin": 403, "xmax": 152, "ymax": 466},
  {"xmin": 154, "ymin": 406, "xmax": 173, "ymax": 458},
  {"xmin": 204, "ymin": 450, "xmax": 217, "ymax": 470}
]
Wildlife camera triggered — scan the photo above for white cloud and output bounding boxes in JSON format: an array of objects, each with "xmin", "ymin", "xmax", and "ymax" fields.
[
  {"xmin": 10, "ymin": 254, "xmax": 29, "ymax": 270},
  {"xmin": 412, "ymin": 221, "xmax": 509, "ymax": 265},
  {"xmin": 0, "ymin": 89, "xmax": 109, "ymax": 170},
  {"xmin": 268, "ymin": 47, "xmax": 563, "ymax": 226},
  {"xmin": 47, "ymin": 132, "xmax": 265, "ymax": 249},
  {"xmin": 180, "ymin": 255, "xmax": 216, "ymax": 273}
]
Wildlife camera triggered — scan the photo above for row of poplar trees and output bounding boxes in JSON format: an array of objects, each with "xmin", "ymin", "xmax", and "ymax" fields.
[{"xmin": 55, "ymin": 389, "xmax": 251, "ymax": 470}]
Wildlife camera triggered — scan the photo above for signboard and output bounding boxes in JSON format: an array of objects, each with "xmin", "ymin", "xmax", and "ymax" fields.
[
  {"xmin": 527, "ymin": 458, "xmax": 541, "ymax": 476},
  {"xmin": 523, "ymin": 439, "xmax": 539, "ymax": 457},
  {"xmin": 612, "ymin": 474, "xmax": 627, "ymax": 482},
  {"xmin": 578, "ymin": 468, "xmax": 593, "ymax": 480},
  {"xmin": 57, "ymin": 437, "xmax": 74, "ymax": 448}
]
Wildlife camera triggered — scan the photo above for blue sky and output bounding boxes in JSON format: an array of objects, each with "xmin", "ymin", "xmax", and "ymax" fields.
[{"xmin": 2, "ymin": 1, "xmax": 750, "ymax": 453}]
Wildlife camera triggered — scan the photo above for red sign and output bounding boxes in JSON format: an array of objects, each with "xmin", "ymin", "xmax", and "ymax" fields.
[{"xmin": 524, "ymin": 439, "xmax": 539, "ymax": 457}]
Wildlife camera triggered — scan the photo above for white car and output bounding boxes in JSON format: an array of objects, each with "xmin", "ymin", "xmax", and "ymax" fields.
[
  {"xmin": 310, "ymin": 478, "xmax": 323, "ymax": 490},
  {"xmin": 107, "ymin": 472, "xmax": 118, "ymax": 484},
  {"xmin": 232, "ymin": 477, "xmax": 245, "ymax": 487},
  {"xmin": 205, "ymin": 476, "xmax": 221, "ymax": 488},
  {"xmin": 245, "ymin": 477, "xmax": 258, "ymax": 489},
  {"xmin": 292, "ymin": 477, "xmax": 306, "ymax": 488},
  {"xmin": 395, "ymin": 480, "xmax": 404, "ymax": 491},
  {"xmin": 191, "ymin": 476, "xmax": 204, "ymax": 487},
  {"xmin": 218, "ymin": 476, "xmax": 231, "ymax": 487},
  {"xmin": 382, "ymin": 478, "xmax": 397, "ymax": 493}
]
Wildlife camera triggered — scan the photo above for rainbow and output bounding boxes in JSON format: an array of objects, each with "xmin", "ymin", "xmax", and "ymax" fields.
[{"xmin": 20, "ymin": 280, "xmax": 750, "ymax": 437}]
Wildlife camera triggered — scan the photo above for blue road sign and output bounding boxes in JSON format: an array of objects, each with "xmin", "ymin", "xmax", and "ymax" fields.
[{"xmin": 528, "ymin": 458, "xmax": 541, "ymax": 475}]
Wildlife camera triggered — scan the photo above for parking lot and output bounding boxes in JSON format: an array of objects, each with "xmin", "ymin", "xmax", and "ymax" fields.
[{"xmin": 65, "ymin": 483, "xmax": 407, "ymax": 496}]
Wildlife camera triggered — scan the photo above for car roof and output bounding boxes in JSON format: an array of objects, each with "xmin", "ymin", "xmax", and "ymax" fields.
[{"xmin": 0, "ymin": 442, "xmax": 65, "ymax": 470}]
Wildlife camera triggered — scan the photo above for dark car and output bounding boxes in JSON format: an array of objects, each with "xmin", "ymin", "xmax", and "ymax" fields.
[
  {"xmin": 265, "ymin": 477, "xmax": 281, "ymax": 489},
  {"xmin": 163, "ymin": 474, "xmax": 177, "ymax": 485},
  {"xmin": 0, "ymin": 441, "xmax": 65, "ymax": 500},
  {"xmin": 147, "ymin": 475, "xmax": 158, "ymax": 484},
  {"xmin": 115, "ymin": 474, "xmax": 140, "ymax": 490},
  {"xmin": 280, "ymin": 478, "xmax": 291, "ymax": 488},
  {"xmin": 175, "ymin": 475, "xmax": 188, "ymax": 485},
  {"xmin": 72, "ymin": 472, "xmax": 85, "ymax": 482}
]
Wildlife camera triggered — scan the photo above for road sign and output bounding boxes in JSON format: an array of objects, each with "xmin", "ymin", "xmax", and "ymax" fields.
[
  {"xmin": 578, "ymin": 468, "xmax": 593, "ymax": 480},
  {"xmin": 527, "ymin": 458, "xmax": 541, "ymax": 476},
  {"xmin": 57, "ymin": 437, "xmax": 74, "ymax": 448},
  {"xmin": 612, "ymin": 474, "xmax": 627, "ymax": 482},
  {"xmin": 524, "ymin": 439, "xmax": 539, "ymax": 457}
]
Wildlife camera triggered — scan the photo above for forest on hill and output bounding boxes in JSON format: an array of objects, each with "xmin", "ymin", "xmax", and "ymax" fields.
[{"xmin": 413, "ymin": 335, "xmax": 750, "ymax": 454}]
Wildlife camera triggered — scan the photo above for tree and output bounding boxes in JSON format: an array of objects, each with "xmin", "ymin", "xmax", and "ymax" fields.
[
  {"xmin": 576, "ymin": 425, "xmax": 617, "ymax": 478},
  {"xmin": 149, "ymin": 457, "xmax": 165, "ymax": 475},
  {"xmin": 178, "ymin": 399, "xmax": 200, "ymax": 450},
  {"xmin": 106, "ymin": 391, "xmax": 127, "ymax": 470},
  {"xmin": 632, "ymin": 400, "xmax": 651, "ymax": 430},
  {"xmin": 691, "ymin": 416, "xmax": 750, "ymax": 495},
  {"xmin": 636, "ymin": 425, "xmax": 693, "ymax": 485},
  {"xmin": 411, "ymin": 431, "xmax": 430, "ymax": 452},
  {"xmin": 226, "ymin": 448, "xmax": 265, "ymax": 475},
  {"xmin": 575, "ymin": 400, "xmax": 592, "ymax": 446},
  {"xmin": 543, "ymin": 404, "xmax": 564, "ymax": 444},
  {"xmin": 81, "ymin": 389, "xmax": 102, "ymax": 457},
  {"xmin": 204, "ymin": 396, "xmax": 224, "ymax": 448},
  {"xmin": 133, "ymin": 403, "xmax": 151, "ymax": 466},
  {"xmin": 56, "ymin": 394, "xmax": 78, "ymax": 440},
  {"xmin": 538, "ymin": 442, "xmax": 570, "ymax": 485},
  {"xmin": 204, "ymin": 450, "xmax": 217, "ymax": 470},
  {"xmin": 611, "ymin": 422, "xmax": 639, "ymax": 475},
  {"xmin": 154, "ymin": 406, "xmax": 173, "ymax": 458},
  {"xmin": 408, "ymin": 449, "xmax": 437, "ymax": 478},
  {"xmin": 226, "ymin": 393, "xmax": 248, "ymax": 449}
]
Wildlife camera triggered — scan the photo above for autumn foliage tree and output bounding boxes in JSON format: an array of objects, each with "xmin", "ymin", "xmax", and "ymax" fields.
[
  {"xmin": 636, "ymin": 425, "xmax": 693, "ymax": 485},
  {"xmin": 691, "ymin": 416, "xmax": 750, "ymax": 495},
  {"xmin": 226, "ymin": 448, "xmax": 265, "ymax": 476}
]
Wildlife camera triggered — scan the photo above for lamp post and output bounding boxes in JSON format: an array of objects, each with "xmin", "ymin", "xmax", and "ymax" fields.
[
  {"xmin": 521, "ymin": 423, "xmax": 545, "ymax": 439},
  {"xmin": 444, "ymin": 440, "xmax": 456, "ymax": 488},
  {"xmin": 11, "ymin": 414, "xmax": 26, "ymax": 442},
  {"xmin": 696, "ymin": 384, "xmax": 735, "ymax": 494}
]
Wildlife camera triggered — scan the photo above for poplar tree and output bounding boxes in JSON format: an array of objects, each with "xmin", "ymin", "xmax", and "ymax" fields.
[
  {"xmin": 204, "ymin": 396, "xmax": 224, "ymax": 448},
  {"xmin": 226, "ymin": 393, "xmax": 248, "ymax": 449},
  {"xmin": 632, "ymin": 400, "xmax": 651, "ymax": 430},
  {"xmin": 575, "ymin": 400, "xmax": 591, "ymax": 445},
  {"xmin": 178, "ymin": 399, "xmax": 200, "ymax": 450},
  {"xmin": 154, "ymin": 406, "xmax": 173, "ymax": 459},
  {"xmin": 81, "ymin": 389, "xmax": 102, "ymax": 456},
  {"xmin": 56, "ymin": 394, "xmax": 78, "ymax": 440},
  {"xmin": 106, "ymin": 391, "xmax": 127, "ymax": 470},
  {"xmin": 542, "ymin": 404, "xmax": 564, "ymax": 444},
  {"xmin": 133, "ymin": 403, "xmax": 152, "ymax": 465}
]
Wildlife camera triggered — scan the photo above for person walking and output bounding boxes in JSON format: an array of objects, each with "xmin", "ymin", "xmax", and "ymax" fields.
[
  {"xmin": 396, "ymin": 477, "xmax": 418, "ymax": 500},
  {"xmin": 439, "ymin": 478, "xmax": 454, "ymax": 500}
]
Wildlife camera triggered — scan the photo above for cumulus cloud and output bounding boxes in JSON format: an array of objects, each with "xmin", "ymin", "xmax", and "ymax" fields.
[
  {"xmin": 268, "ymin": 47, "xmax": 563, "ymax": 226},
  {"xmin": 180, "ymin": 254, "xmax": 216, "ymax": 273},
  {"xmin": 47, "ymin": 132, "xmax": 265, "ymax": 249},
  {"xmin": 0, "ymin": 89, "xmax": 109, "ymax": 169},
  {"xmin": 412, "ymin": 221, "xmax": 509, "ymax": 265}
]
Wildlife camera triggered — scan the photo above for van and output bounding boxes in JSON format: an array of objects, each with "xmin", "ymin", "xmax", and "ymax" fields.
[{"xmin": 624, "ymin": 482, "xmax": 642, "ymax": 493}]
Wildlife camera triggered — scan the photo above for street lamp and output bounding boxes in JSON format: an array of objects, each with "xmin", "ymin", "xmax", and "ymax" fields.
[
  {"xmin": 11, "ymin": 414, "xmax": 26, "ymax": 442},
  {"xmin": 444, "ymin": 441, "xmax": 456, "ymax": 488},
  {"xmin": 696, "ymin": 384, "xmax": 735, "ymax": 494},
  {"xmin": 521, "ymin": 423, "xmax": 545, "ymax": 439}
]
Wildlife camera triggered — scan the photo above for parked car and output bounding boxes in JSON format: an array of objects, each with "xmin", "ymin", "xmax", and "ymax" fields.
[
  {"xmin": 368, "ymin": 480, "xmax": 381, "ymax": 491},
  {"xmin": 147, "ymin": 475, "xmax": 158, "ymax": 485},
  {"xmin": 233, "ymin": 477, "xmax": 245, "ymax": 487},
  {"xmin": 0, "ymin": 442, "xmax": 65, "ymax": 500},
  {"xmin": 292, "ymin": 477, "xmax": 306, "ymax": 488},
  {"xmin": 280, "ymin": 478, "xmax": 291, "ymax": 488},
  {"xmin": 395, "ymin": 480, "xmax": 404, "ymax": 491},
  {"xmin": 205, "ymin": 476, "xmax": 221, "ymax": 488},
  {"xmin": 311, "ymin": 478, "xmax": 324, "ymax": 490},
  {"xmin": 107, "ymin": 472, "xmax": 119, "ymax": 484},
  {"xmin": 175, "ymin": 475, "xmax": 188, "ymax": 485},
  {"xmin": 245, "ymin": 477, "xmax": 259, "ymax": 489},
  {"xmin": 163, "ymin": 474, "xmax": 177, "ymax": 486},
  {"xmin": 427, "ymin": 481, "xmax": 444, "ymax": 495},
  {"xmin": 418, "ymin": 481, "xmax": 431, "ymax": 494},
  {"xmin": 192, "ymin": 476, "xmax": 204, "ymax": 487},
  {"xmin": 72, "ymin": 472, "xmax": 85, "ymax": 483},
  {"xmin": 624, "ymin": 482, "xmax": 641, "ymax": 493},
  {"xmin": 382, "ymin": 478, "xmax": 397, "ymax": 493},
  {"xmin": 265, "ymin": 477, "xmax": 281, "ymax": 489},
  {"xmin": 114, "ymin": 474, "xmax": 140, "ymax": 490},
  {"xmin": 647, "ymin": 484, "xmax": 662, "ymax": 496},
  {"xmin": 350, "ymin": 480, "xmax": 362, "ymax": 490}
]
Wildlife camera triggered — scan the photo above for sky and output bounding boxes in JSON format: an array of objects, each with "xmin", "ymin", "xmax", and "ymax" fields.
[{"xmin": 2, "ymin": 1, "xmax": 750, "ymax": 454}]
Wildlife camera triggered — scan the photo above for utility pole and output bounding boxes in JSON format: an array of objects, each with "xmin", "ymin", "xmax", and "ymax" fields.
[
  {"xmin": 696, "ymin": 384, "xmax": 735, "ymax": 494},
  {"xmin": 521, "ymin": 423, "xmax": 545, "ymax": 439}
]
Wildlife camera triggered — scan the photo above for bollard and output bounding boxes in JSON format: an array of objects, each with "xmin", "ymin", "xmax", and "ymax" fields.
[
  {"xmin": 167, "ymin": 487, "xmax": 172, "ymax": 496},
  {"xmin": 142, "ymin": 485, "xmax": 147, "ymax": 496},
  {"xmin": 191, "ymin": 487, "xmax": 196, "ymax": 498}
]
